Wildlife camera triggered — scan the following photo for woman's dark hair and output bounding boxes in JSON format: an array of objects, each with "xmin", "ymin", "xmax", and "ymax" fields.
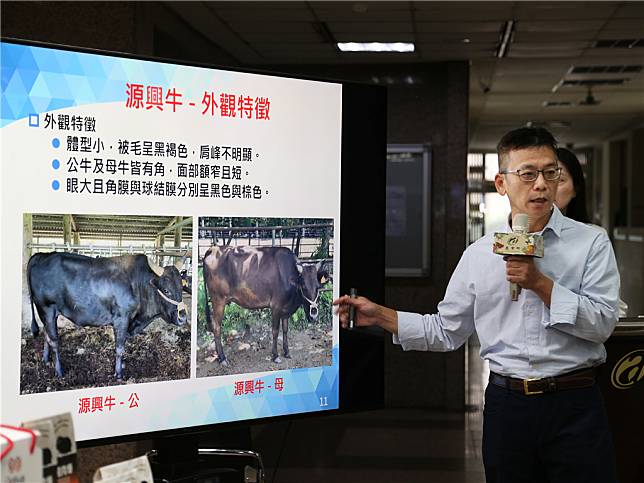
[{"xmin": 556, "ymin": 147, "xmax": 589, "ymax": 223}]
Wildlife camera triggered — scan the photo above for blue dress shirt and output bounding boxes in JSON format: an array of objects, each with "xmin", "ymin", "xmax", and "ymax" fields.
[{"xmin": 393, "ymin": 206, "xmax": 620, "ymax": 379}]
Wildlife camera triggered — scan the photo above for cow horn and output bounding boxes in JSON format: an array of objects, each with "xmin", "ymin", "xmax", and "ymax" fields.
[
  {"xmin": 174, "ymin": 251, "xmax": 189, "ymax": 269},
  {"xmin": 147, "ymin": 258, "xmax": 165, "ymax": 276},
  {"xmin": 296, "ymin": 263, "xmax": 303, "ymax": 275}
]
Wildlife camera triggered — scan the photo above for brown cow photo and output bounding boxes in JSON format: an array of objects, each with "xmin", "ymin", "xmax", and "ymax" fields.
[{"xmin": 196, "ymin": 217, "xmax": 335, "ymax": 377}]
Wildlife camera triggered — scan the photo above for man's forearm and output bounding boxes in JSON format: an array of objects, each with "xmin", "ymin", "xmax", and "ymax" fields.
[
  {"xmin": 377, "ymin": 305, "xmax": 399, "ymax": 334},
  {"xmin": 532, "ymin": 275, "xmax": 554, "ymax": 307}
]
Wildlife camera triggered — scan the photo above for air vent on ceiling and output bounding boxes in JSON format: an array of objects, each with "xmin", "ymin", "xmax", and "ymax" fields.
[
  {"xmin": 570, "ymin": 65, "xmax": 643, "ymax": 74},
  {"xmin": 562, "ymin": 79, "xmax": 627, "ymax": 87},
  {"xmin": 593, "ymin": 39, "xmax": 643, "ymax": 49},
  {"xmin": 543, "ymin": 101, "xmax": 573, "ymax": 107}
]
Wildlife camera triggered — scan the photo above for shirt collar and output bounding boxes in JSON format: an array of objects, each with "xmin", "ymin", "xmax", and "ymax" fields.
[
  {"xmin": 505, "ymin": 205, "xmax": 563, "ymax": 238},
  {"xmin": 542, "ymin": 205, "xmax": 564, "ymax": 237}
]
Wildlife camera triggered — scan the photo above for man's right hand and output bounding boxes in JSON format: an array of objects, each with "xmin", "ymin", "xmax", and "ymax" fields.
[{"xmin": 333, "ymin": 295, "xmax": 399, "ymax": 334}]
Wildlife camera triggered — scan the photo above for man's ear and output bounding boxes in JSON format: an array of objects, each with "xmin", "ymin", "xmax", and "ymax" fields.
[{"xmin": 494, "ymin": 173, "xmax": 506, "ymax": 196}]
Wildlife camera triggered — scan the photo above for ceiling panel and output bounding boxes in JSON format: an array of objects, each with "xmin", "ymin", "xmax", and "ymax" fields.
[
  {"xmin": 513, "ymin": 31, "xmax": 596, "ymax": 42},
  {"xmin": 162, "ymin": 0, "xmax": 644, "ymax": 149},
  {"xmin": 415, "ymin": 32, "xmax": 500, "ymax": 42},
  {"xmin": 210, "ymin": 1, "xmax": 306, "ymax": 10},
  {"xmin": 581, "ymin": 48, "xmax": 644, "ymax": 59},
  {"xmin": 603, "ymin": 18, "xmax": 644, "ymax": 32},
  {"xmin": 490, "ymin": 77, "xmax": 562, "ymax": 93},
  {"xmin": 509, "ymin": 50, "xmax": 585, "ymax": 59},
  {"xmin": 596, "ymin": 29, "xmax": 644, "ymax": 39},
  {"xmin": 253, "ymin": 43, "xmax": 339, "ymax": 54},
  {"xmin": 514, "ymin": 2, "xmax": 617, "ymax": 19},
  {"xmin": 415, "ymin": 21, "xmax": 503, "ymax": 33},
  {"xmin": 613, "ymin": 3, "xmax": 644, "ymax": 18},
  {"xmin": 413, "ymin": 7, "xmax": 512, "ymax": 22},
  {"xmin": 224, "ymin": 21, "xmax": 318, "ymax": 33},
  {"xmin": 312, "ymin": 8, "xmax": 412, "ymax": 22},
  {"xmin": 517, "ymin": 20, "xmax": 606, "ymax": 33},
  {"xmin": 512, "ymin": 42, "xmax": 590, "ymax": 52},
  {"xmin": 416, "ymin": 43, "xmax": 497, "ymax": 55},
  {"xmin": 334, "ymin": 32, "xmax": 415, "ymax": 42},
  {"xmin": 215, "ymin": 8, "xmax": 314, "ymax": 23},
  {"xmin": 493, "ymin": 58, "xmax": 572, "ymax": 75},
  {"xmin": 327, "ymin": 22, "xmax": 413, "ymax": 33},
  {"xmin": 241, "ymin": 32, "xmax": 323, "ymax": 43},
  {"xmin": 412, "ymin": 2, "xmax": 513, "ymax": 15}
]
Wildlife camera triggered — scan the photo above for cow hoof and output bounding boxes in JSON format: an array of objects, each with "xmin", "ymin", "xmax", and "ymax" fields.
[
  {"xmin": 273, "ymin": 356, "xmax": 282, "ymax": 364},
  {"xmin": 220, "ymin": 360, "xmax": 229, "ymax": 367},
  {"xmin": 284, "ymin": 353, "xmax": 291, "ymax": 359}
]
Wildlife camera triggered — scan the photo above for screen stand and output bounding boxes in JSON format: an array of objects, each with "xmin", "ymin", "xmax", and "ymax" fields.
[{"xmin": 149, "ymin": 428, "xmax": 262, "ymax": 482}]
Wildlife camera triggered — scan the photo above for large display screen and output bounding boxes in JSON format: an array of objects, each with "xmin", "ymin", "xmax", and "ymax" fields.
[{"xmin": 0, "ymin": 40, "xmax": 341, "ymax": 442}]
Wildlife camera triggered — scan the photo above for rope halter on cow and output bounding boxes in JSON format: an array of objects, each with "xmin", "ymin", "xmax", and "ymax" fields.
[
  {"xmin": 299, "ymin": 286, "xmax": 320, "ymax": 319},
  {"xmin": 154, "ymin": 286, "xmax": 187, "ymax": 313}
]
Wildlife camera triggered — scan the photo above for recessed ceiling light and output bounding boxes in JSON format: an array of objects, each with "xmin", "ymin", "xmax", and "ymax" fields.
[
  {"xmin": 337, "ymin": 42, "xmax": 415, "ymax": 53},
  {"xmin": 462, "ymin": 38, "xmax": 471, "ymax": 43}
]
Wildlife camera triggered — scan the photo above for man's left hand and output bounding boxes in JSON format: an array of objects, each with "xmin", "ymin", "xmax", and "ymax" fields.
[
  {"xmin": 504, "ymin": 255, "xmax": 542, "ymax": 289},
  {"xmin": 504, "ymin": 255, "xmax": 554, "ymax": 306}
]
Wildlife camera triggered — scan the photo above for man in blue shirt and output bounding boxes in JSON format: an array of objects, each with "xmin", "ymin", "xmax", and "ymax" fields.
[{"xmin": 334, "ymin": 127, "xmax": 619, "ymax": 482}]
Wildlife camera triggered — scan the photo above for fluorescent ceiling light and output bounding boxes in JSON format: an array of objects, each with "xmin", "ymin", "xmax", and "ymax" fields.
[{"xmin": 337, "ymin": 42, "xmax": 415, "ymax": 53}]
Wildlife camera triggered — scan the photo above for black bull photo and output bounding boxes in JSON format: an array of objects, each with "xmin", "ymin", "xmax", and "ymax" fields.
[
  {"xmin": 27, "ymin": 252, "xmax": 188, "ymax": 379},
  {"xmin": 202, "ymin": 245, "xmax": 330, "ymax": 365}
]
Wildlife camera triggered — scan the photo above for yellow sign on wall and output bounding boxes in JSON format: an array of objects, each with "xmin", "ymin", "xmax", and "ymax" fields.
[{"xmin": 611, "ymin": 350, "xmax": 644, "ymax": 390}]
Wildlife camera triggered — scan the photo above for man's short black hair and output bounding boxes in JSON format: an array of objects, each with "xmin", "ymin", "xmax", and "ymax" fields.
[{"xmin": 497, "ymin": 127, "xmax": 558, "ymax": 170}]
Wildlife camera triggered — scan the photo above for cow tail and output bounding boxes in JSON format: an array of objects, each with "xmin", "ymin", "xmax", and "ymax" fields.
[
  {"xmin": 203, "ymin": 270, "xmax": 212, "ymax": 329},
  {"xmin": 27, "ymin": 256, "xmax": 39, "ymax": 338}
]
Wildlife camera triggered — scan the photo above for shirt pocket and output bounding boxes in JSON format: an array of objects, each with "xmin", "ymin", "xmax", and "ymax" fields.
[{"xmin": 473, "ymin": 277, "xmax": 506, "ymax": 318}]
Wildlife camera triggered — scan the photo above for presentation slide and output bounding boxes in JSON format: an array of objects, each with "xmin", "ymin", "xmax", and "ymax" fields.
[{"xmin": 0, "ymin": 41, "xmax": 341, "ymax": 441}]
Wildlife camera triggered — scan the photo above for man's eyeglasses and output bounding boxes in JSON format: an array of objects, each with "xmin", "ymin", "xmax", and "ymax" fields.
[{"xmin": 500, "ymin": 167, "xmax": 562, "ymax": 182}]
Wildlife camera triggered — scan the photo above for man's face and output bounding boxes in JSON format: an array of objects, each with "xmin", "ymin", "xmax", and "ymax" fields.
[{"xmin": 494, "ymin": 146, "xmax": 559, "ymax": 231}]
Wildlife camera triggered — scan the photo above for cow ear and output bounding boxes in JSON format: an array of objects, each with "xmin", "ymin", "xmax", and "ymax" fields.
[{"xmin": 318, "ymin": 270, "xmax": 329, "ymax": 285}]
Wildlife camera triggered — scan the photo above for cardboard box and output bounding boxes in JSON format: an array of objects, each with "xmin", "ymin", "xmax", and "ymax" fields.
[
  {"xmin": 23, "ymin": 413, "xmax": 78, "ymax": 483},
  {"xmin": 1, "ymin": 424, "xmax": 43, "ymax": 483},
  {"xmin": 20, "ymin": 419, "xmax": 56, "ymax": 483}
]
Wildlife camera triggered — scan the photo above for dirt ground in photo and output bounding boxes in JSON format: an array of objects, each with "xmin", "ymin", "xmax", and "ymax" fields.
[
  {"xmin": 196, "ymin": 320, "xmax": 332, "ymax": 377},
  {"xmin": 20, "ymin": 319, "xmax": 191, "ymax": 394}
]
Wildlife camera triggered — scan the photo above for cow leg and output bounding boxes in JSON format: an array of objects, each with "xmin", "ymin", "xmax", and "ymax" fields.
[
  {"xmin": 112, "ymin": 320, "xmax": 128, "ymax": 379},
  {"xmin": 282, "ymin": 317, "xmax": 291, "ymax": 359},
  {"xmin": 271, "ymin": 312, "xmax": 281, "ymax": 364},
  {"xmin": 211, "ymin": 301, "xmax": 228, "ymax": 366},
  {"xmin": 43, "ymin": 333, "xmax": 51, "ymax": 364},
  {"xmin": 34, "ymin": 306, "xmax": 50, "ymax": 362},
  {"xmin": 42, "ymin": 308, "xmax": 63, "ymax": 377}
]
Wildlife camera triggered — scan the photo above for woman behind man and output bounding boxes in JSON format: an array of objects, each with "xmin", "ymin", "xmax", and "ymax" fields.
[
  {"xmin": 555, "ymin": 147, "xmax": 627, "ymax": 317},
  {"xmin": 555, "ymin": 147, "xmax": 589, "ymax": 222}
]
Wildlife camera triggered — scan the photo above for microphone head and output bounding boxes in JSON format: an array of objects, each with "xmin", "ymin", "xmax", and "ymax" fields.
[{"xmin": 512, "ymin": 213, "xmax": 529, "ymax": 233}]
